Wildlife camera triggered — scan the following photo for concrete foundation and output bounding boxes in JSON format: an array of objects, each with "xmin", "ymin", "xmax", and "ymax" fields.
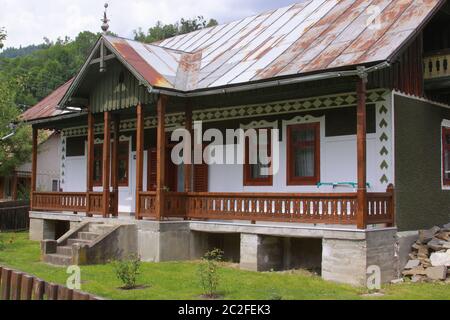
[
  {"xmin": 29, "ymin": 211, "xmax": 398, "ymax": 286},
  {"xmin": 322, "ymin": 229, "xmax": 397, "ymax": 286}
]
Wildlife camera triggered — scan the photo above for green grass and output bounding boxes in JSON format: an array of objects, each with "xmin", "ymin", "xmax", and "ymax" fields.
[{"xmin": 0, "ymin": 232, "xmax": 449, "ymax": 300}]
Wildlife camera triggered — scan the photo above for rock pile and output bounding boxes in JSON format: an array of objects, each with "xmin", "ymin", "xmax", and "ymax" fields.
[{"xmin": 402, "ymin": 223, "xmax": 450, "ymax": 282}]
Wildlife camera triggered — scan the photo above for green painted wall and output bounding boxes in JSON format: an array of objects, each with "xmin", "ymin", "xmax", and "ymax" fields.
[
  {"xmin": 394, "ymin": 95, "xmax": 450, "ymax": 231},
  {"xmin": 90, "ymin": 61, "xmax": 155, "ymax": 113}
]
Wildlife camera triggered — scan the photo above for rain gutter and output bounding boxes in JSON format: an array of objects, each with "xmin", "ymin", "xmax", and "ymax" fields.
[{"xmin": 148, "ymin": 62, "xmax": 391, "ymax": 98}]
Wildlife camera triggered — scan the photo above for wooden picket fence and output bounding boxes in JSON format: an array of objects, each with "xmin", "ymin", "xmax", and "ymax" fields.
[
  {"xmin": 0, "ymin": 265, "xmax": 104, "ymax": 300},
  {"xmin": 0, "ymin": 200, "xmax": 30, "ymax": 231}
]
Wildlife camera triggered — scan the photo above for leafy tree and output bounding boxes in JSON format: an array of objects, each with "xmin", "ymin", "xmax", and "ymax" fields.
[
  {"xmin": 0, "ymin": 80, "xmax": 32, "ymax": 176},
  {"xmin": 0, "ymin": 31, "xmax": 101, "ymax": 109},
  {"xmin": 134, "ymin": 16, "xmax": 218, "ymax": 44},
  {"xmin": 0, "ymin": 27, "xmax": 6, "ymax": 49}
]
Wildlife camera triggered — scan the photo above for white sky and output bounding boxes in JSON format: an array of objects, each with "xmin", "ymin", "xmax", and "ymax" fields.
[{"xmin": 0, "ymin": 0, "xmax": 295, "ymax": 49}]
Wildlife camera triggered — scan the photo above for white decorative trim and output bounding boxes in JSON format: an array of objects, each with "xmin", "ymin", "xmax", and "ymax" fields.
[
  {"xmin": 240, "ymin": 120, "xmax": 278, "ymax": 130},
  {"xmin": 376, "ymin": 96, "xmax": 393, "ymax": 186},
  {"xmin": 60, "ymin": 136, "xmax": 66, "ymax": 189},
  {"xmin": 393, "ymin": 90, "xmax": 450, "ymax": 110},
  {"xmin": 62, "ymin": 90, "xmax": 389, "ymax": 138},
  {"xmin": 282, "ymin": 115, "xmax": 326, "ymax": 184},
  {"xmin": 442, "ymin": 119, "xmax": 450, "ymax": 128},
  {"xmin": 441, "ymin": 120, "xmax": 450, "ymax": 190}
]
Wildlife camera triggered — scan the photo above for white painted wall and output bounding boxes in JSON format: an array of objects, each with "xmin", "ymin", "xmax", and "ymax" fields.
[
  {"xmin": 209, "ymin": 134, "xmax": 380, "ymax": 193},
  {"xmin": 18, "ymin": 133, "xmax": 61, "ymax": 192}
]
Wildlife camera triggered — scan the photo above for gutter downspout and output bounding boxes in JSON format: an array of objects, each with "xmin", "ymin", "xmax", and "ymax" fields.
[{"xmin": 147, "ymin": 62, "xmax": 391, "ymax": 98}]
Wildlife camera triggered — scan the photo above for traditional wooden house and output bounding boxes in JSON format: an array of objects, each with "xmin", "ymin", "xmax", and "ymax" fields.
[{"xmin": 25, "ymin": 0, "xmax": 450, "ymax": 285}]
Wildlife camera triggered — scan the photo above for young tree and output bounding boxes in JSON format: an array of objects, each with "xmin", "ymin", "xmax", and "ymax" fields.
[
  {"xmin": 0, "ymin": 27, "xmax": 6, "ymax": 49},
  {"xmin": 0, "ymin": 80, "xmax": 32, "ymax": 176}
]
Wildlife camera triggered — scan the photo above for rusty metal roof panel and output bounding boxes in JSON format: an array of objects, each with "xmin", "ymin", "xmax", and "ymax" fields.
[
  {"xmin": 21, "ymin": 79, "xmax": 74, "ymax": 121},
  {"xmin": 146, "ymin": 0, "xmax": 443, "ymax": 90},
  {"xmin": 28, "ymin": 0, "xmax": 446, "ymax": 120},
  {"xmin": 71, "ymin": 1, "xmax": 450, "ymax": 96}
]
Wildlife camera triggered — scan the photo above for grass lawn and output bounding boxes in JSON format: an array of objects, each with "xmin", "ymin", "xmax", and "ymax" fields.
[{"xmin": 0, "ymin": 232, "xmax": 449, "ymax": 300}]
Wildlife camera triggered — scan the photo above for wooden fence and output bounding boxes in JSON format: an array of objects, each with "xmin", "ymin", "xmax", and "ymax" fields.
[
  {"xmin": 0, "ymin": 200, "xmax": 30, "ymax": 231},
  {"xmin": 0, "ymin": 266, "xmax": 103, "ymax": 300}
]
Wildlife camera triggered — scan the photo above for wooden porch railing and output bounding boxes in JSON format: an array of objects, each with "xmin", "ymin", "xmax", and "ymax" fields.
[
  {"xmin": 424, "ymin": 53, "xmax": 450, "ymax": 79},
  {"xmin": 137, "ymin": 191, "xmax": 156, "ymax": 218},
  {"xmin": 33, "ymin": 188, "xmax": 394, "ymax": 227},
  {"xmin": 31, "ymin": 192, "xmax": 115, "ymax": 217},
  {"xmin": 186, "ymin": 192, "xmax": 359, "ymax": 224},
  {"xmin": 135, "ymin": 187, "xmax": 394, "ymax": 226}
]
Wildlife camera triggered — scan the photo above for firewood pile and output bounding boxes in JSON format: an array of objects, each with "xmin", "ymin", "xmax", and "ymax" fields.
[{"xmin": 402, "ymin": 223, "xmax": 450, "ymax": 282}]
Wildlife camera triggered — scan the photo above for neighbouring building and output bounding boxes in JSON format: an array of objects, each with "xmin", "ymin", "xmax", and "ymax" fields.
[
  {"xmin": 0, "ymin": 132, "xmax": 61, "ymax": 201},
  {"xmin": 24, "ymin": 0, "xmax": 450, "ymax": 286}
]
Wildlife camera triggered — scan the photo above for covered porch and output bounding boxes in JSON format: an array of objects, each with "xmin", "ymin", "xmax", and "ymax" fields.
[{"xmin": 30, "ymin": 76, "xmax": 395, "ymax": 230}]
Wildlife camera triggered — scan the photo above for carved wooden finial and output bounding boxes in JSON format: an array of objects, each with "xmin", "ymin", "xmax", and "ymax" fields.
[{"xmin": 101, "ymin": 3, "xmax": 110, "ymax": 34}]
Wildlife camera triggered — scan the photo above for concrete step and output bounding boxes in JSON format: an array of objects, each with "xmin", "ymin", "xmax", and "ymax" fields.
[
  {"xmin": 88, "ymin": 224, "xmax": 115, "ymax": 234},
  {"xmin": 56, "ymin": 246, "xmax": 73, "ymax": 256},
  {"xmin": 44, "ymin": 254, "xmax": 72, "ymax": 266},
  {"xmin": 67, "ymin": 238, "xmax": 92, "ymax": 246},
  {"xmin": 78, "ymin": 231, "xmax": 100, "ymax": 241}
]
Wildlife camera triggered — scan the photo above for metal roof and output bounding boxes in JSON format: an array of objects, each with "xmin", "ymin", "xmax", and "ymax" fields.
[
  {"xmin": 105, "ymin": 0, "xmax": 444, "ymax": 91},
  {"xmin": 24, "ymin": 0, "xmax": 445, "ymax": 120},
  {"xmin": 21, "ymin": 79, "xmax": 75, "ymax": 121}
]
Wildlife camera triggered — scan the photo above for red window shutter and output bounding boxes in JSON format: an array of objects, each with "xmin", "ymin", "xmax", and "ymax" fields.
[
  {"xmin": 193, "ymin": 163, "xmax": 209, "ymax": 192},
  {"xmin": 147, "ymin": 148, "xmax": 157, "ymax": 191}
]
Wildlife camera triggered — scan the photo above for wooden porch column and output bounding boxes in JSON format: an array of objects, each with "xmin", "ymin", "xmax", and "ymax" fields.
[
  {"xmin": 156, "ymin": 96, "xmax": 168, "ymax": 220},
  {"xmin": 86, "ymin": 111, "xmax": 94, "ymax": 216},
  {"xmin": 135, "ymin": 103, "xmax": 144, "ymax": 220},
  {"xmin": 111, "ymin": 114, "xmax": 120, "ymax": 217},
  {"xmin": 31, "ymin": 127, "xmax": 38, "ymax": 209},
  {"xmin": 102, "ymin": 111, "xmax": 111, "ymax": 218},
  {"xmin": 356, "ymin": 73, "xmax": 368, "ymax": 229},
  {"xmin": 184, "ymin": 104, "xmax": 193, "ymax": 193}
]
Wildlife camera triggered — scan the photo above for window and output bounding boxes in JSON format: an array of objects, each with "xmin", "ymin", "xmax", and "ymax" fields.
[
  {"xmin": 52, "ymin": 180, "xmax": 59, "ymax": 192},
  {"xmin": 118, "ymin": 141, "xmax": 129, "ymax": 186},
  {"xmin": 287, "ymin": 122, "xmax": 320, "ymax": 185},
  {"xmin": 93, "ymin": 144, "xmax": 103, "ymax": 186},
  {"xmin": 244, "ymin": 128, "xmax": 272, "ymax": 186},
  {"xmin": 443, "ymin": 127, "xmax": 450, "ymax": 186}
]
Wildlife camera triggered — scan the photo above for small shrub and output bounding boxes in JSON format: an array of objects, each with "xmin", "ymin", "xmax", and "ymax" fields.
[
  {"xmin": 112, "ymin": 254, "xmax": 141, "ymax": 289},
  {"xmin": 198, "ymin": 248, "xmax": 224, "ymax": 298}
]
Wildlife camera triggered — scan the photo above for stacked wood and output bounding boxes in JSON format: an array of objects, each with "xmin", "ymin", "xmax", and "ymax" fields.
[{"xmin": 402, "ymin": 223, "xmax": 450, "ymax": 282}]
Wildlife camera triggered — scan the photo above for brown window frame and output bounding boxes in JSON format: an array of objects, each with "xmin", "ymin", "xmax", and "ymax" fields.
[
  {"xmin": 93, "ymin": 144, "xmax": 103, "ymax": 187},
  {"xmin": 118, "ymin": 141, "xmax": 129, "ymax": 187},
  {"xmin": 243, "ymin": 128, "xmax": 273, "ymax": 186},
  {"xmin": 286, "ymin": 122, "xmax": 321, "ymax": 186},
  {"xmin": 443, "ymin": 127, "xmax": 450, "ymax": 186}
]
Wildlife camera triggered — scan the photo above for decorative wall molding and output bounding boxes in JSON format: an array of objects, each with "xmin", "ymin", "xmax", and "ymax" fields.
[
  {"xmin": 60, "ymin": 137, "xmax": 66, "ymax": 188},
  {"xmin": 376, "ymin": 94, "xmax": 393, "ymax": 186},
  {"xmin": 62, "ymin": 89, "xmax": 389, "ymax": 138},
  {"xmin": 241, "ymin": 120, "xmax": 278, "ymax": 130}
]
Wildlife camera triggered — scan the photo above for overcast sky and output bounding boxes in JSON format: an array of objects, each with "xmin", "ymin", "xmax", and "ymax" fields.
[{"xmin": 0, "ymin": 0, "xmax": 296, "ymax": 49}]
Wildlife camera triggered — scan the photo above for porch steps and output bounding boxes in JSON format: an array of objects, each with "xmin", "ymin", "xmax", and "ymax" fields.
[
  {"xmin": 44, "ymin": 253, "xmax": 72, "ymax": 266},
  {"xmin": 43, "ymin": 223, "xmax": 116, "ymax": 266}
]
